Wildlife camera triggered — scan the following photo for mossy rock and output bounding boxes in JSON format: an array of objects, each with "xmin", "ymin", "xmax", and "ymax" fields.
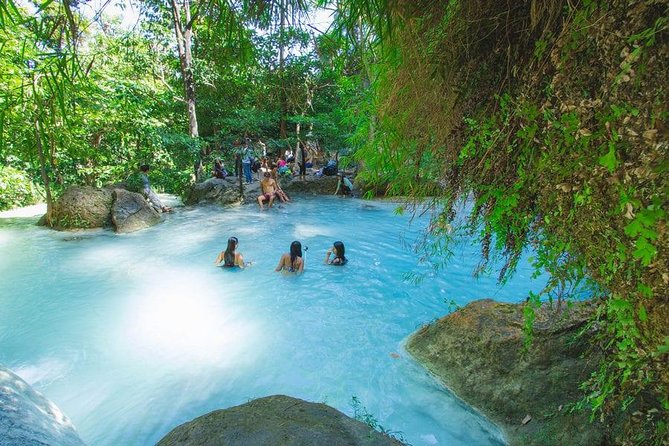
[
  {"xmin": 50, "ymin": 186, "xmax": 113, "ymax": 229},
  {"xmin": 157, "ymin": 395, "xmax": 404, "ymax": 446},
  {"xmin": 406, "ymin": 299, "xmax": 605, "ymax": 446}
]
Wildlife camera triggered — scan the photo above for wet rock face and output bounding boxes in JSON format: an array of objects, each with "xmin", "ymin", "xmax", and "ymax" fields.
[
  {"xmin": 184, "ymin": 178, "xmax": 242, "ymax": 205},
  {"xmin": 111, "ymin": 189, "xmax": 162, "ymax": 233},
  {"xmin": 51, "ymin": 186, "xmax": 113, "ymax": 229},
  {"xmin": 406, "ymin": 299, "xmax": 604, "ymax": 446},
  {"xmin": 0, "ymin": 365, "xmax": 86, "ymax": 446},
  {"xmin": 280, "ymin": 175, "xmax": 339, "ymax": 195},
  {"xmin": 157, "ymin": 395, "xmax": 404, "ymax": 446}
]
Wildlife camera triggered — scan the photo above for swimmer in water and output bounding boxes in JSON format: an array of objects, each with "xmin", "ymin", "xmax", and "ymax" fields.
[{"xmin": 275, "ymin": 240, "xmax": 304, "ymax": 274}]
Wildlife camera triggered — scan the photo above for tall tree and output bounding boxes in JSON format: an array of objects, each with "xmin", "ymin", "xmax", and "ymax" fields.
[{"xmin": 169, "ymin": 0, "xmax": 198, "ymax": 139}]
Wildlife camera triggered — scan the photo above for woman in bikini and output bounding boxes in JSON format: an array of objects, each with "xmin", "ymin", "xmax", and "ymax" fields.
[
  {"xmin": 324, "ymin": 241, "xmax": 347, "ymax": 265},
  {"xmin": 214, "ymin": 236, "xmax": 245, "ymax": 268},
  {"xmin": 275, "ymin": 240, "xmax": 304, "ymax": 274}
]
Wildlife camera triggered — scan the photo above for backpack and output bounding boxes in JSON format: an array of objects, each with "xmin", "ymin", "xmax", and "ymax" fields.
[{"xmin": 323, "ymin": 160, "xmax": 338, "ymax": 176}]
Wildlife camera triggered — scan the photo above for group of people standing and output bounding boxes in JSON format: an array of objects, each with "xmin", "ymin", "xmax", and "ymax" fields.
[{"xmin": 214, "ymin": 238, "xmax": 347, "ymax": 273}]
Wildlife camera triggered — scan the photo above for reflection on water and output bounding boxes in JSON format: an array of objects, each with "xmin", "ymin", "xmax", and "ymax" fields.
[{"xmin": 0, "ymin": 196, "xmax": 546, "ymax": 446}]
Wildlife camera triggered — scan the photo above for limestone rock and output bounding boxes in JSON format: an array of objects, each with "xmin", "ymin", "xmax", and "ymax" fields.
[
  {"xmin": 156, "ymin": 394, "xmax": 404, "ymax": 446},
  {"xmin": 51, "ymin": 186, "xmax": 113, "ymax": 229},
  {"xmin": 280, "ymin": 175, "xmax": 339, "ymax": 195},
  {"xmin": 406, "ymin": 299, "xmax": 604, "ymax": 446},
  {"xmin": 0, "ymin": 364, "xmax": 85, "ymax": 446},
  {"xmin": 111, "ymin": 188, "xmax": 162, "ymax": 233},
  {"xmin": 184, "ymin": 178, "xmax": 242, "ymax": 205}
]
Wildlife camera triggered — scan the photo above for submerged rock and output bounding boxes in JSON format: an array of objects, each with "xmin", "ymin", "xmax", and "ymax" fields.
[
  {"xmin": 111, "ymin": 188, "xmax": 162, "ymax": 233},
  {"xmin": 406, "ymin": 299, "xmax": 604, "ymax": 446},
  {"xmin": 156, "ymin": 394, "xmax": 404, "ymax": 446},
  {"xmin": 184, "ymin": 178, "xmax": 242, "ymax": 205},
  {"xmin": 0, "ymin": 364, "xmax": 85, "ymax": 446},
  {"xmin": 50, "ymin": 185, "xmax": 113, "ymax": 229}
]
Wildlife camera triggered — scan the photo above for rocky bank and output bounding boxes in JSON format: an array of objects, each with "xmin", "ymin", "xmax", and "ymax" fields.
[
  {"xmin": 406, "ymin": 299, "xmax": 605, "ymax": 446},
  {"xmin": 157, "ymin": 395, "xmax": 403, "ymax": 446}
]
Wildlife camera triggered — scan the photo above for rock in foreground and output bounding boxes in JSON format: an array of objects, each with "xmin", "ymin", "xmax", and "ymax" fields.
[
  {"xmin": 157, "ymin": 395, "xmax": 403, "ymax": 446},
  {"xmin": 406, "ymin": 299, "xmax": 604, "ymax": 446},
  {"xmin": 0, "ymin": 364, "xmax": 85, "ymax": 446}
]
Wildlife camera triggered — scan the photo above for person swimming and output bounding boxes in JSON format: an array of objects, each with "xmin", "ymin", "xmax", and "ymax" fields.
[
  {"xmin": 275, "ymin": 240, "xmax": 304, "ymax": 274},
  {"xmin": 214, "ymin": 236, "xmax": 245, "ymax": 268},
  {"xmin": 324, "ymin": 241, "xmax": 347, "ymax": 265}
]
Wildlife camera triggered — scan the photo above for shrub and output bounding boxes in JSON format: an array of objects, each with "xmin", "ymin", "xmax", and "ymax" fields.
[{"xmin": 0, "ymin": 166, "xmax": 42, "ymax": 211}]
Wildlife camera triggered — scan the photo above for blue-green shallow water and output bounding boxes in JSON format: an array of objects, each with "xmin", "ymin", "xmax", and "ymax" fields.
[{"xmin": 0, "ymin": 196, "xmax": 547, "ymax": 446}]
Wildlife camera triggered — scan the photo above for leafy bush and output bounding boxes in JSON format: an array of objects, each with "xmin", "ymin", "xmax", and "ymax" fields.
[{"xmin": 0, "ymin": 166, "xmax": 42, "ymax": 211}]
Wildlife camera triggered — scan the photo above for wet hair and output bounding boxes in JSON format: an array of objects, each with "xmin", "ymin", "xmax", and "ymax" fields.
[
  {"xmin": 140, "ymin": 164, "xmax": 150, "ymax": 172},
  {"xmin": 290, "ymin": 240, "xmax": 302, "ymax": 266},
  {"xmin": 333, "ymin": 241, "xmax": 345, "ymax": 260},
  {"xmin": 224, "ymin": 236, "xmax": 238, "ymax": 266}
]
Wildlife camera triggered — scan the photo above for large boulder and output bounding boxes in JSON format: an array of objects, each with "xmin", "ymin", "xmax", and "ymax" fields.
[
  {"xmin": 184, "ymin": 178, "xmax": 242, "ymax": 206},
  {"xmin": 406, "ymin": 299, "xmax": 604, "ymax": 446},
  {"xmin": 51, "ymin": 186, "xmax": 113, "ymax": 229},
  {"xmin": 111, "ymin": 188, "xmax": 162, "ymax": 233},
  {"xmin": 280, "ymin": 175, "xmax": 339, "ymax": 195},
  {"xmin": 156, "ymin": 395, "xmax": 404, "ymax": 446},
  {"xmin": 0, "ymin": 364, "xmax": 86, "ymax": 446}
]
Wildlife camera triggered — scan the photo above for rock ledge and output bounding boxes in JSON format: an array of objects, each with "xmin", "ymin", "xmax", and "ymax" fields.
[{"xmin": 406, "ymin": 299, "xmax": 604, "ymax": 446}]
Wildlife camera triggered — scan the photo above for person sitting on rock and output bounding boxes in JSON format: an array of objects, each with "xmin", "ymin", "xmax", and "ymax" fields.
[
  {"xmin": 274, "ymin": 177, "xmax": 290, "ymax": 203},
  {"xmin": 213, "ymin": 159, "xmax": 227, "ymax": 179},
  {"xmin": 257, "ymin": 171, "xmax": 278, "ymax": 209},
  {"xmin": 138, "ymin": 164, "xmax": 171, "ymax": 213},
  {"xmin": 214, "ymin": 236, "xmax": 245, "ymax": 268}
]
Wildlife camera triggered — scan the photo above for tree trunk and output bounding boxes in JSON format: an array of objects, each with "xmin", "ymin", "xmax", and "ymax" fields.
[
  {"xmin": 34, "ymin": 112, "xmax": 53, "ymax": 225},
  {"xmin": 170, "ymin": 0, "xmax": 201, "ymax": 179},
  {"xmin": 278, "ymin": 0, "xmax": 287, "ymax": 138}
]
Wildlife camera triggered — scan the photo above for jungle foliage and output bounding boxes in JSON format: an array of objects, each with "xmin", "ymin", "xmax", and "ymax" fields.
[
  {"xmin": 0, "ymin": 0, "xmax": 361, "ymax": 213},
  {"xmin": 349, "ymin": 0, "xmax": 668, "ymax": 443},
  {"xmin": 0, "ymin": 0, "xmax": 666, "ymax": 444}
]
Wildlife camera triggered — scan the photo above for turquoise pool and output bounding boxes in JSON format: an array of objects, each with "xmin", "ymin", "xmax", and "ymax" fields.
[{"xmin": 0, "ymin": 196, "xmax": 547, "ymax": 445}]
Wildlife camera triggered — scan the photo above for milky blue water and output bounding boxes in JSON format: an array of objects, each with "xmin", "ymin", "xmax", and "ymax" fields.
[{"xmin": 0, "ymin": 196, "xmax": 547, "ymax": 446}]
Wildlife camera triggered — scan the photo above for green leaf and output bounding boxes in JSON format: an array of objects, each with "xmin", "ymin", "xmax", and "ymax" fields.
[
  {"xmin": 632, "ymin": 237, "xmax": 657, "ymax": 266},
  {"xmin": 637, "ymin": 305, "xmax": 647, "ymax": 322},
  {"xmin": 598, "ymin": 143, "xmax": 618, "ymax": 173},
  {"xmin": 657, "ymin": 337, "xmax": 669, "ymax": 355}
]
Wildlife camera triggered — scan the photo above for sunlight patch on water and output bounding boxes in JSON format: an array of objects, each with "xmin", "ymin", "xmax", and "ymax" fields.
[
  {"xmin": 117, "ymin": 269, "xmax": 262, "ymax": 368},
  {"xmin": 293, "ymin": 223, "xmax": 334, "ymax": 239},
  {"xmin": 68, "ymin": 244, "xmax": 136, "ymax": 272},
  {"xmin": 0, "ymin": 231, "xmax": 11, "ymax": 248},
  {"xmin": 12, "ymin": 357, "xmax": 73, "ymax": 387}
]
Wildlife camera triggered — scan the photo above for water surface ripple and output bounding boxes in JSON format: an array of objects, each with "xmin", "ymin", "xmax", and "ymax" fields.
[{"xmin": 0, "ymin": 196, "xmax": 546, "ymax": 446}]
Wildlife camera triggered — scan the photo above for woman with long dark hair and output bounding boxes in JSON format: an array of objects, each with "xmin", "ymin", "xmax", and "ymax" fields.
[
  {"xmin": 324, "ymin": 241, "xmax": 347, "ymax": 265},
  {"xmin": 275, "ymin": 240, "xmax": 305, "ymax": 273},
  {"xmin": 214, "ymin": 236, "xmax": 245, "ymax": 268}
]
